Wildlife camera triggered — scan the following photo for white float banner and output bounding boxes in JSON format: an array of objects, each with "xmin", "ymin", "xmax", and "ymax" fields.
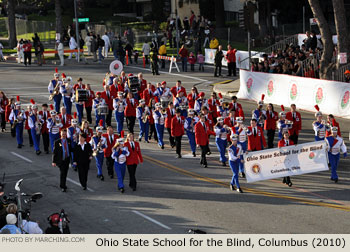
[
  {"xmin": 244, "ymin": 141, "xmax": 328, "ymax": 183},
  {"xmin": 205, "ymin": 49, "xmax": 263, "ymax": 70},
  {"xmin": 237, "ymin": 69, "xmax": 350, "ymax": 119}
]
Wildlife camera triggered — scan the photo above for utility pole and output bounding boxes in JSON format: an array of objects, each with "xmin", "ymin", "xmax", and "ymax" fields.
[
  {"xmin": 175, "ymin": 0, "xmax": 179, "ymax": 58},
  {"xmin": 74, "ymin": 0, "xmax": 80, "ymax": 62},
  {"xmin": 303, "ymin": 6, "xmax": 305, "ymax": 33}
]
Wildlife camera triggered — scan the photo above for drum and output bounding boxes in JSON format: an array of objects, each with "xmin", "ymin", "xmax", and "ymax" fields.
[
  {"xmin": 160, "ymin": 96, "xmax": 170, "ymax": 109},
  {"xmin": 97, "ymin": 104, "xmax": 108, "ymax": 115},
  {"xmin": 75, "ymin": 89, "xmax": 89, "ymax": 102},
  {"xmin": 128, "ymin": 76, "xmax": 140, "ymax": 94}
]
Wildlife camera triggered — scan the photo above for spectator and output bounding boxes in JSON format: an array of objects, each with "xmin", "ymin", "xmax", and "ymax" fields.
[
  {"xmin": 344, "ymin": 70, "xmax": 350, "ymax": 83},
  {"xmin": 0, "ymin": 214, "xmax": 21, "ymax": 234},
  {"xmin": 0, "ymin": 42, "xmax": 4, "ymax": 61},
  {"xmin": 179, "ymin": 45, "xmax": 189, "ymax": 72},
  {"xmin": 111, "ymin": 36, "xmax": 119, "ymax": 60},
  {"xmin": 97, "ymin": 35, "xmax": 104, "ymax": 63},
  {"xmin": 158, "ymin": 41, "xmax": 167, "ymax": 69},
  {"xmin": 197, "ymin": 51, "xmax": 205, "ymax": 72},
  {"xmin": 68, "ymin": 35, "xmax": 77, "ymax": 60},
  {"xmin": 161, "ymin": 33, "xmax": 167, "ymax": 47},
  {"xmin": 214, "ymin": 45, "xmax": 224, "ymax": 77},
  {"xmin": 142, "ymin": 41, "xmax": 151, "ymax": 65},
  {"xmin": 36, "ymin": 41, "xmax": 44, "ymax": 66},
  {"xmin": 134, "ymin": 49, "xmax": 139, "ymax": 64},
  {"xmin": 23, "ymin": 40, "xmax": 32, "ymax": 66},
  {"xmin": 188, "ymin": 52, "xmax": 196, "ymax": 71},
  {"xmin": 125, "ymin": 42, "xmax": 133, "ymax": 64},
  {"xmin": 17, "ymin": 39, "xmax": 24, "ymax": 63},
  {"xmin": 226, "ymin": 44, "xmax": 237, "ymax": 77},
  {"xmin": 91, "ymin": 35, "xmax": 97, "ymax": 62},
  {"xmin": 102, "ymin": 32, "xmax": 111, "ymax": 58},
  {"xmin": 189, "ymin": 10, "xmax": 196, "ymax": 27},
  {"xmin": 209, "ymin": 37, "xmax": 219, "ymax": 49},
  {"xmin": 85, "ymin": 32, "xmax": 93, "ymax": 55},
  {"xmin": 57, "ymin": 39, "xmax": 64, "ymax": 66},
  {"xmin": 32, "ymin": 33, "xmax": 40, "ymax": 54}
]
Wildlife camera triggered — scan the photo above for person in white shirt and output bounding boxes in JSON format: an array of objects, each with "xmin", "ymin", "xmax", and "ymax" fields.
[
  {"xmin": 68, "ymin": 36, "xmax": 77, "ymax": 60},
  {"xmin": 84, "ymin": 32, "xmax": 93, "ymax": 55},
  {"xmin": 141, "ymin": 42, "xmax": 151, "ymax": 64},
  {"xmin": 57, "ymin": 40, "xmax": 64, "ymax": 66},
  {"xmin": 17, "ymin": 39, "xmax": 24, "ymax": 63},
  {"xmin": 102, "ymin": 32, "xmax": 110, "ymax": 58}
]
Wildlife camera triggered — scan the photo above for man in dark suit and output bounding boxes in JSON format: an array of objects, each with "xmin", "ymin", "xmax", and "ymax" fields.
[
  {"xmin": 52, "ymin": 129, "xmax": 72, "ymax": 192},
  {"xmin": 73, "ymin": 133, "xmax": 93, "ymax": 190}
]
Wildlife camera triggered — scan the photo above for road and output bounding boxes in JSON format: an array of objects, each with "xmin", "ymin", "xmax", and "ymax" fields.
[{"xmin": 0, "ymin": 59, "xmax": 349, "ymax": 234}]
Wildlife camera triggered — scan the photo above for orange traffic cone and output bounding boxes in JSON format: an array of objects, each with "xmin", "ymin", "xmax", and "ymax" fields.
[
  {"xmin": 143, "ymin": 53, "xmax": 146, "ymax": 68},
  {"xmin": 126, "ymin": 50, "xmax": 129, "ymax": 65}
]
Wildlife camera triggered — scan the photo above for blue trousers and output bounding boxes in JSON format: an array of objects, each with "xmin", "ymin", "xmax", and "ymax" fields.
[
  {"xmin": 95, "ymin": 152, "xmax": 104, "ymax": 176},
  {"xmin": 229, "ymin": 160, "xmax": 240, "ymax": 188},
  {"xmin": 328, "ymin": 153, "xmax": 340, "ymax": 180},
  {"xmin": 63, "ymin": 96, "xmax": 72, "ymax": 115},
  {"xmin": 53, "ymin": 94, "xmax": 62, "ymax": 113},
  {"xmin": 138, "ymin": 119, "xmax": 149, "ymax": 141},
  {"xmin": 186, "ymin": 130, "xmax": 196, "ymax": 153},
  {"xmin": 315, "ymin": 136, "xmax": 325, "ymax": 141},
  {"xmin": 98, "ymin": 47, "xmax": 104, "ymax": 61},
  {"xmin": 95, "ymin": 112, "xmax": 105, "ymax": 128},
  {"xmin": 182, "ymin": 57, "xmax": 188, "ymax": 72},
  {"xmin": 75, "ymin": 103, "xmax": 84, "ymax": 124},
  {"xmin": 15, "ymin": 123, "xmax": 24, "ymax": 145},
  {"xmin": 49, "ymin": 132, "xmax": 60, "ymax": 152},
  {"xmin": 115, "ymin": 111, "xmax": 124, "ymax": 134},
  {"xmin": 30, "ymin": 128, "xmax": 40, "ymax": 151},
  {"xmin": 180, "ymin": 109, "xmax": 187, "ymax": 118},
  {"xmin": 114, "ymin": 162, "xmax": 126, "ymax": 189},
  {"xmin": 155, "ymin": 124, "xmax": 164, "ymax": 147},
  {"xmin": 216, "ymin": 138, "xmax": 227, "ymax": 163},
  {"xmin": 238, "ymin": 141, "xmax": 247, "ymax": 173}
]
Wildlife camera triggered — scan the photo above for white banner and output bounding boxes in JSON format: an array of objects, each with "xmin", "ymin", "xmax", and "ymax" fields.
[
  {"xmin": 244, "ymin": 141, "xmax": 328, "ymax": 183},
  {"xmin": 237, "ymin": 69, "xmax": 350, "ymax": 119},
  {"xmin": 204, "ymin": 49, "xmax": 263, "ymax": 70},
  {"xmin": 297, "ymin": 33, "xmax": 337, "ymax": 48}
]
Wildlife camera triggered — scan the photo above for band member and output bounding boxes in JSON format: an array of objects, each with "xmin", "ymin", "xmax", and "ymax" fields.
[
  {"xmin": 277, "ymin": 105, "xmax": 293, "ymax": 140},
  {"xmin": 52, "ymin": 129, "xmax": 72, "ymax": 192},
  {"xmin": 0, "ymin": 91, "xmax": 9, "ymax": 132},
  {"xmin": 170, "ymin": 80, "xmax": 187, "ymax": 99},
  {"xmin": 73, "ymin": 133, "xmax": 93, "ymax": 190},
  {"xmin": 81, "ymin": 120, "xmax": 93, "ymax": 143},
  {"xmin": 171, "ymin": 108, "xmax": 185, "ymax": 158},
  {"xmin": 153, "ymin": 101, "xmax": 167, "ymax": 149},
  {"xmin": 208, "ymin": 92, "xmax": 220, "ymax": 123},
  {"xmin": 9, "ymin": 96, "xmax": 26, "ymax": 148},
  {"xmin": 313, "ymin": 105, "xmax": 330, "ymax": 141},
  {"xmin": 103, "ymin": 126, "xmax": 119, "ymax": 179},
  {"xmin": 101, "ymin": 84, "xmax": 114, "ymax": 126},
  {"xmin": 110, "ymin": 77, "xmax": 123, "ymax": 98},
  {"xmin": 125, "ymin": 133, "xmax": 143, "ymax": 191},
  {"xmin": 125, "ymin": 92, "xmax": 138, "ymax": 134},
  {"xmin": 217, "ymin": 99, "xmax": 230, "ymax": 119},
  {"xmin": 84, "ymin": 84, "xmax": 95, "ymax": 124},
  {"xmin": 228, "ymin": 96, "xmax": 244, "ymax": 119},
  {"xmin": 6, "ymin": 98, "xmax": 16, "ymax": 137},
  {"xmin": 137, "ymin": 73, "xmax": 147, "ymax": 100},
  {"xmin": 112, "ymin": 135, "xmax": 130, "ymax": 193},
  {"xmin": 67, "ymin": 113, "xmax": 80, "ymax": 170},
  {"xmin": 195, "ymin": 113, "xmax": 215, "ymax": 167},
  {"xmin": 136, "ymin": 99, "xmax": 150, "ymax": 143},
  {"xmin": 28, "ymin": 99, "xmax": 43, "ymax": 155},
  {"xmin": 228, "ymin": 134, "xmax": 244, "ymax": 193},
  {"xmin": 93, "ymin": 92, "xmax": 107, "ymax": 129},
  {"xmin": 325, "ymin": 127, "xmax": 347, "ymax": 183},
  {"xmin": 142, "ymin": 82, "xmax": 155, "ymax": 105},
  {"xmin": 24, "ymin": 105, "xmax": 33, "ymax": 146},
  {"xmin": 119, "ymin": 71, "xmax": 128, "ymax": 86},
  {"xmin": 264, "ymin": 103, "xmax": 278, "ymax": 148},
  {"xmin": 187, "ymin": 86, "xmax": 199, "ymax": 109},
  {"xmin": 59, "ymin": 107, "xmax": 72, "ymax": 129},
  {"xmin": 90, "ymin": 120, "xmax": 107, "ymax": 181},
  {"xmin": 286, "ymin": 104, "xmax": 302, "ymax": 144},
  {"xmin": 148, "ymin": 98, "xmax": 158, "ymax": 142},
  {"xmin": 39, "ymin": 104, "xmax": 50, "ymax": 154},
  {"xmin": 47, "ymin": 104, "xmax": 63, "ymax": 152},
  {"xmin": 174, "ymin": 91, "xmax": 188, "ymax": 117},
  {"xmin": 113, "ymin": 92, "xmax": 127, "ymax": 134},
  {"xmin": 231, "ymin": 117, "xmax": 248, "ymax": 178},
  {"xmin": 247, "ymin": 118, "xmax": 267, "ymax": 151},
  {"xmin": 215, "ymin": 117, "xmax": 230, "ymax": 166},
  {"xmin": 153, "ymin": 81, "xmax": 171, "ymax": 101},
  {"xmin": 165, "ymin": 102, "xmax": 176, "ymax": 148},
  {"xmin": 48, "ymin": 69, "xmax": 62, "ymax": 113},
  {"xmin": 60, "ymin": 74, "xmax": 72, "ymax": 115},
  {"xmin": 224, "ymin": 110, "xmax": 236, "ymax": 128},
  {"xmin": 326, "ymin": 114, "xmax": 341, "ymax": 137},
  {"xmin": 278, "ymin": 131, "xmax": 294, "ymax": 187},
  {"xmin": 184, "ymin": 109, "xmax": 198, "ymax": 157},
  {"xmin": 72, "ymin": 78, "xmax": 86, "ymax": 124},
  {"xmin": 194, "ymin": 92, "xmax": 208, "ymax": 114},
  {"xmin": 252, "ymin": 94, "xmax": 266, "ymax": 129}
]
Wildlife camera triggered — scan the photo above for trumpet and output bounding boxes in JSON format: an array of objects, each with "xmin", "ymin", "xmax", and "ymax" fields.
[
  {"xmin": 49, "ymin": 83, "xmax": 60, "ymax": 101},
  {"xmin": 161, "ymin": 108, "xmax": 167, "ymax": 114},
  {"xmin": 285, "ymin": 119, "xmax": 294, "ymax": 125},
  {"xmin": 92, "ymin": 139, "xmax": 103, "ymax": 157},
  {"xmin": 142, "ymin": 107, "xmax": 149, "ymax": 123},
  {"xmin": 12, "ymin": 119, "xmax": 18, "ymax": 129},
  {"xmin": 223, "ymin": 102, "xmax": 230, "ymax": 109}
]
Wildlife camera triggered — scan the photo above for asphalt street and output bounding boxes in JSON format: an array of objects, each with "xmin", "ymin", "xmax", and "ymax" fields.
[{"xmin": 0, "ymin": 58, "xmax": 349, "ymax": 234}]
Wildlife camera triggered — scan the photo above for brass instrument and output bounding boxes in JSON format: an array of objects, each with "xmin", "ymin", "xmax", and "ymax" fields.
[
  {"xmin": 35, "ymin": 121, "xmax": 42, "ymax": 135},
  {"xmin": 161, "ymin": 108, "xmax": 167, "ymax": 114},
  {"xmin": 285, "ymin": 119, "xmax": 294, "ymax": 125},
  {"xmin": 12, "ymin": 119, "xmax": 18, "ymax": 129},
  {"xmin": 223, "ymin": 102, "xmax": 230, "ymax": 109},
  {"xmin": 92, "ymin": 138, "xmax": 103, "ymax": 157},
  {"xmin": 142, "ymin": 107, "xmax": 149, "ymax": 123},
  {"xmin": 49, "ymin": 82, "xmax": 60, "ymax": 101}
]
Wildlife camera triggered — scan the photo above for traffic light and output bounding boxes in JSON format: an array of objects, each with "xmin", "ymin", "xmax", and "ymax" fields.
[{"xmin": 77, "ymin": 0, "xmax": 84, "ymax": 17}]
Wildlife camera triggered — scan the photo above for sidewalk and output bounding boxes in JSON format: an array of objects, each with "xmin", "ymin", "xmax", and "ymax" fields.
[{"xmin": 212, "ymin": 78, "xmax": 240, "ymax": 98}]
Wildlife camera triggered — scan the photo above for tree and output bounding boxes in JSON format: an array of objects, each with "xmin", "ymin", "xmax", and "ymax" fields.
[
  {"xmin": 55, "ymin": 0, "xmax": 63, "ymax": 36},
  {"xmin": 7, "ymin": 0, "xmax": 17, "ymax": 48},
  {"xmin": 214, "ymin": 0, "xmax": 225, "ymax": 28}
]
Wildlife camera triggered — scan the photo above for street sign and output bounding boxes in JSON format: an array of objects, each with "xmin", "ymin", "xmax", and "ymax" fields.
[
  {"xmin": 310, "ymin": 18, "xmax": 318, "ymax": 25},
  {"xmin": 73, "ymin": 18, "xmax": 89, "ymax": 23}
]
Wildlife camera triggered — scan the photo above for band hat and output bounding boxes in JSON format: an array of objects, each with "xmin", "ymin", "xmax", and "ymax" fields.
[
  {"xmin": 217, "ymin": 117, "xmax": 224, "ymax": 123},
  {"xmin": 236, "ymin": 117, "xmax": 243, "ymax": 123},
  {"xmin": 279, "ymin": 111, "xmax": 286, "ymax": 117},
  {"xmin": 231, "ymin": 134, "xmax": 238, "ymax": 141},
  {"xmin": 118, "ymin": 91, "xmax": 123, "ymax": 96},
  {"xmin": 117, "ymin": 138, "xmax": 124, "ymax": 144},
  {"xmin": 219, "ymin": 98, "xmax": 225, "ymax": 103},
  {"xmin": 331, "ymin": 126, "xmax": 338, "ymax": 132},
  {"xmin": 54, "ymin": 73, "xmax": 59, "ymax": 78},
  {"xmin": 15, "ymin": 96, "xmax": 21, "ymax": 106},
  {"xmin": 188, "ymin": 109, "xmax": 194, "ymax": 114},
  {"xmin": 258, "ymin": 94, "xmax": 265, "ymax": 105},
  {"xmin": 96, "ymin": 119, "xmax": 104, "ymax": 132},
  {"xmin": 67, "ymin": 76, "xmax": 72, "ymax": 82},
  {"xmin": 155, "ymin": 102, "xmax": 161, "ymax": 108},
  {"xmin": 139, "ymin": 99, "xmax": 145, "ymax": 104},
  {"xmin": 314, "ymin": 105, "xmax": 322, "ymax": 117}
]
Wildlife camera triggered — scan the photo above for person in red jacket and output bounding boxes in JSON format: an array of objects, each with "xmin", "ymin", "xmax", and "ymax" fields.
[
  {"xmin": 187, "ymin": 86, "xmax": 199, "ymax": 109},
  {"xmin": 142, "ymin": 82, "xmax": 155, "ymax": 106},
  {"xmin": 103, "ymin": 126, "xmax": 119, "ymax": 179},
  {"xmin": 188, "ymin": 52, "xmax": 196, "ymax": 71},
  {"xmin": 326, "ymin": 114, "xmax": 341, "ymax": 137},
  {"xmin": 208, "ymin": 92, "xmax": 220, "ymax": 124},
  {"xmin": 278, "ymin": 131, "xmax": 293, "ymax": 187},
  {"xmin": 165, "ymin": 102, "xmax": 176, "ymax": 148},
  {"xmin": 0, "ymin": 91, "xmax": 9, "ymax": 132},
  {"xmin": 226, "ymin": 44, "xmax": 237, "ymax": 76},
  {"xmin": 228, "ymin": 96, "xmax": 244, "ymax": 119},
  {"xmin": 39, "ymin": 104, "xmax": 51, "ymax": 154},
  {"xmin": 125, "ymin": 92, "xmax": 138, "ymax": 134},
  {"xmin": 195, "ymin": 113, "xmax": 215, "ymax": 167},
  {"xmin": 137, "ymin": 73, "xmax": 147, "ymax": 100},
  {"xmin": 101, "ymin": 85, "xmax": 114, "ymax": 127},
  {"xmin": 170, "ymin": 80, "xmax": 187, "ymax": 99},
  {"xmin": 84, "ymin": 84, "xmax": 95, "ymax": 124},
  {"xmin": 285, "ymin": 104, "xmax": 302, "ymax": 144},
  {"xmin": 59, "ymin": 107, "xmax": 72, "ymax": 129},
  {"xmin": 247, "ymin": 119, "xmax": 267, "ymax": 151},
  {"xmin": 124, "ymin": 133, "xmax": 143, "ymax": 191},
  {"xmin": 5, "ymin": 98, "xmax": 15, "ymax": 135},
  {"xmin": 179, "ymin": 45, "xmax": 189, "ymax": 72},
  {"xmin": 171, "ymin": 108, "xmax": 185, "ymax": 158},
  {"xmin": 264, "ymin": 103, "xmax": 278, "ymax": 148}
]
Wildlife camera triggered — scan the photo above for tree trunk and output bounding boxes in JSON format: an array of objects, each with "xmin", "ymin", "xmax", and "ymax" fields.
[
  {"xmin": 258, "ymin": 0, "xmax": 267, "ymax": 38},
  {"xmin": 7, "ymin": 0, "xmax": 17, "ymax": 48},
  {"xmin": 332, "ymin": 0, "xmax": 348, "ymax": 68},
  {"xmin": 55, "ymin": 0, "xmax": 63, "ymax": 37},
  {"xmin": 215, "ymin": 0, "xmax": 225, "ymax": 28},
  {"xmin": 308, "ymin": 0, "xmax": 334, "ymax": 79}
]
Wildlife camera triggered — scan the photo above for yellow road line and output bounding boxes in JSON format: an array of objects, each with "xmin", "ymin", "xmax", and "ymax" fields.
[
  {"xmin": 143, "ymin": 155, "xmax": 350, "ymax": 212},
  {"xmin": 210, "ymin": 80, "xmax": 232, "ymax": 86}
]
